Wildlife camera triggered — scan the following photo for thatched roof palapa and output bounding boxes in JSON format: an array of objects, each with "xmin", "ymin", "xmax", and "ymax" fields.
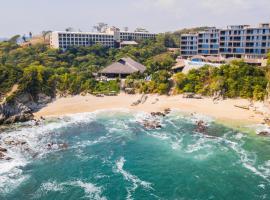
[{"xmin": 100, "ymin": 57, "xmax": 146, "ymax": 75}]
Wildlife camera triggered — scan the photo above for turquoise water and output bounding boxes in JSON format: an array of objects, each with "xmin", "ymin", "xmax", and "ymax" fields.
[{"xmin": 0, "ymin": 110, "xmax": 270, "ymax": 200}]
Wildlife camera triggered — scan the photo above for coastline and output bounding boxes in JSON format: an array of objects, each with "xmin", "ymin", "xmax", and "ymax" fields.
[{"xmin": 34, "ymin": 93, "xmax": 268, "ymax": 128}]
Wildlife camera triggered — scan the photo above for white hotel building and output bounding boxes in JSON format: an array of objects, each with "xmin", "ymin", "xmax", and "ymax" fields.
[{"xmin": 50, "ymin": 27, "xmax": 157, "ymax": 49}]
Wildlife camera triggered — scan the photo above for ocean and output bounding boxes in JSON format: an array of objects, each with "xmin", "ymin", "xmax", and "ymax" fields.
[{"xmin": 0, "ymin": 110, "xmax": 270, "ymax": 200}]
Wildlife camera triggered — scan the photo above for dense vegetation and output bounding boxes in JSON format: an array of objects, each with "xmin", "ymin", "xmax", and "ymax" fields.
[
  {"xmin": 0, "ymin": 36, "xmax": 176, "ymax": 100},
  {"xmin": 0, "ymin": 33, "xmax": 270, "ymax": 102},
  {"xmin": 173, "ymin": 61, "xmax": 268, "ymax": 100}
]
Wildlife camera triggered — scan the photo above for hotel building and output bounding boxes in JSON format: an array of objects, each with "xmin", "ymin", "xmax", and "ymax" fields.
[
  {"xmin": 180, "ymin": 33, "xmax": 198, "ymax": 57},
  {"xmin": 50, "ymin": 27, "xmax": 157, "ymax": 49},
  {"xmin": 181, "ymin": 23, "xmax": 270, "ymax": 59}
]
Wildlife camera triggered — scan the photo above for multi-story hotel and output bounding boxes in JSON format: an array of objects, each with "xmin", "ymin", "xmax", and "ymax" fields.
[
  {"xmin": 181, "ymin": 23, "xmax": 270, "ymax": 59},
  {"xmin": 50, "ymin": 27, "xmax": 157, "ymax": 49},
  {"xmin": 198, "ymin": 28, "xmax": 220, "ymax": 56},
  {"xmin": 180, "ymin": 33, "xmax": 198, "ymax": 56}
]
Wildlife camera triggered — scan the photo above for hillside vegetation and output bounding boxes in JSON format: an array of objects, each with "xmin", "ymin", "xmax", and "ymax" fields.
[
  {"xmin": 0, "ymin": 35, "xmax": 176, "ymax": 100},
  {"xmin": 0, "ymin": 33, "xmax": 270, "ymax": 102}
]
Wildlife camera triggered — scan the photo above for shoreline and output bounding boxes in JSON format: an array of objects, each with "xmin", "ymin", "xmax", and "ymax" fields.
[{"xmin": 34, "ymin": 93, "xmax": 269, "ymax": 128}]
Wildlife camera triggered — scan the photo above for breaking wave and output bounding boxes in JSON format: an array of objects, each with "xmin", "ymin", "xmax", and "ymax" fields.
[
  {"xmin": 115, "ymin": 157, "xmax": 153, "ymax": 200},
  {"xmin": 1, "ymin": 109, "xmax": 270, "ymax": 199}
]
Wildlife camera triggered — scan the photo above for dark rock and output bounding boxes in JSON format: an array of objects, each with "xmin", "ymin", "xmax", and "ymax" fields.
[
  {"xmin": 156, "ymin": 124, "xmax": 162, "ymax": 129},
  {"xmin": 32, "ymin": 152, "xmax": 39, "ymax": 158},
  {"xmin": 0, "ymin": 147, "xmax": 7, "ymax": 152},
  {"xmin": 4, "ymin": 139, "xmax": 27, "ymax": 146},
  {"xmin": 0, "ymin": 101, "xmax": 34, "ymax": 125},
  {"xmin": 47, "ymin": 143, "xmax": 52, "ymax": 149},
  {"xmin": 164, "ymin": 108, "xmax": 171, "ymax": 115},
  {"xmin": 141, "ymin": 119, "xmax": 162, "ymax": 130},
  {"xmin": 0, "ymin": 152, "xmax": 5, "ymax": 159},
  {"xmin": 5, "ymin": 157, "xmax": 12, "ymax": 160},
  {"xmin": 196, "ymin": 120, "xmax": 207, "ymax": 133},
  {"xmin": 0, "ymin": 92, "xmax": 52, "ymax": 125},
  {"xmin": 151, "ymin": 112, "xmax": 166, "ymax": 117},
  {"xmin": 258, "ymin": 131, "xmax": 270, "ymax": 136}
]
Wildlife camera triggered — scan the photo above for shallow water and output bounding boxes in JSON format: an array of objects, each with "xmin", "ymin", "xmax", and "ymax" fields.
[{"xmin": 0, "ymin": 110, "xmax": 270, "ymax": 200}]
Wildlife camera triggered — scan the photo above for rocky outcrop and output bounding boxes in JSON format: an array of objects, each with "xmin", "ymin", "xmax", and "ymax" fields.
[
  {"xmin": 141, "ymin": 119, "xmax": 162, "ymax": 130},
  {"xmin": 16, "ymin": 93, "xmax": 52, "ymax": 111},
  {"xmin": 140, "ymin": 109, "xmax": 172, "ymax": 130},
  {"xmin": 257, "ymin": 131, "xmax": 270, "ymax": 137},
  {"xmin": 0, "ymin": 146, "xmax": 9, "ymax": 160},
  {"xmin": 151, "ymin": 112, "xmax": 166, "ymax": 117},
  {"xmin": 0, "ymin": 92, "xmax": 52, "ymax": 125},
  {"xmin": 0, "ymin": 101, "xmax": 34, "ymax": 124},
  {"xmin": 0, "ymin": 146, "xmax": 7, "ymax": 152},
  {"xmin": 195, "ymin": 120, "xmax": 207, "ymax": 133}
]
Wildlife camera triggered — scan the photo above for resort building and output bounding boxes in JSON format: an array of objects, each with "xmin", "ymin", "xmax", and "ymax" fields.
[
  {"xmin": 99, "ymin": 57, "xmax": 146, "ymax": 78},
  {"xmin": 50, "ymin": 32, "xmax": 115, "ymax": 49},
  {"xmin": 181, "ymin": 23, "xmax": 270, "ymax": 59},
  {"xmin": 50, "ymin": 27, "xmax": 157, "ymax": 49},
  {"xmin": 197, "ymin": 28, "xmax": 220, "ymax": 56},
  {"xmin": 180, "ymin": 33, "xmax": 198, "ymax": 57}
]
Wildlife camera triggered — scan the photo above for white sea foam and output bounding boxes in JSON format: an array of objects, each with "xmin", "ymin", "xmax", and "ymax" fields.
[
  {"xmin": 115, "ymin": 157, "xmax": 152, "ymax": 200},
  {"xmin": 258, "ymin": 184, "xmax": 265, "ymax": 189},
  {"xmin": 221, "ymin": 136, "xmax": 270, "ymax": 181},
  {"xmin": 0, "ymin": 167, "xmax": 29, "ymax": 195},
  {"xmin": 248, "ymin": 124, "xmax": 270, "ymax": 136},
  {"xmin": 40, "ymin": 180, "xmax": 64, "ymax": 192},
  {"xmin": 68, "ymin": 180, "xmax": 107, "ymax": 200},
  {"xmin": 133, "ymin": 111, "xmax": 152, "ymax": 123},
  {"xmin": 0, "ymin": 109, "xmax": 136, "ymax": 195},
  {"xmin": 148, "ymin": 132, "xmax": 169, "ymax": 140},
  {"xmin": 166, "ymin": 119, "xmax": 179, "ymax": 129},
  {"xmin": 234, "ymin": 132, "xmax": 245, "ymax": 140},
  {"xmin": 36, "ymin": 179, "xmax": 107, "ymax": 199},
  {"xmin": 0, "ymin": 111, "xmax": 104, "ymax": 195},
  {"xmin": 188, "ymin": 113, "xmax": 214, "ymax": 125},
  {"xmin": 171, "ymin": 140, "xmax": 181, "ymax": 150},
  {"xmin": 75, "ymin": 136, "xmax": 109, "ymax": 148},
  {"xmin": 185, "ymin": 137, "xmax": 212, "ymax": 154}
]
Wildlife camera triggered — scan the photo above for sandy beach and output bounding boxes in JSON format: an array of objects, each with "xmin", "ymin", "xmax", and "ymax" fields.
[{"xmin": 34, "ymin": 93, "xmax": 269, "ymax": 126}]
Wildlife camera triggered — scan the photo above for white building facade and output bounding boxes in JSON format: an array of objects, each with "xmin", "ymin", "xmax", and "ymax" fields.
[
  {"xmin": 181, "ymin": 23, "xmax": 270, "ymax": 59},
  {"xmin": 50, "ymin": 28, "xmax": 157, "ymax": 49}
]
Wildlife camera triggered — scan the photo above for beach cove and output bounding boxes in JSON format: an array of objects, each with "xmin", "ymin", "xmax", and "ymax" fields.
[{"xmin": 35, "ymin": 93, "xmax": 269, "ymax": 128}]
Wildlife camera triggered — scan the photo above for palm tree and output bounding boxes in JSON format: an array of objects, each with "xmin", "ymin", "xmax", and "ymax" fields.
[
  {"xmin": 42, "ymin": 31, "xmax": 52, "ymax": 43},
  {"xmin": 8, "ymin": 35, "xmax": 20, "ymax": 43}
]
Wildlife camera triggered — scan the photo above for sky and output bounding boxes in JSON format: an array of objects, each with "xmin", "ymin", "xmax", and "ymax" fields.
[{"xmin": 0, "ymin": 0, "xmax": 270, "ymax": 38}]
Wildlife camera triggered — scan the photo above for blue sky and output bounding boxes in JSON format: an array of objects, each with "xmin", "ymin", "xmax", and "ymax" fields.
[{"xmin": 0, "ymin": 0, "xmax": 270, "ymax": 37}]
